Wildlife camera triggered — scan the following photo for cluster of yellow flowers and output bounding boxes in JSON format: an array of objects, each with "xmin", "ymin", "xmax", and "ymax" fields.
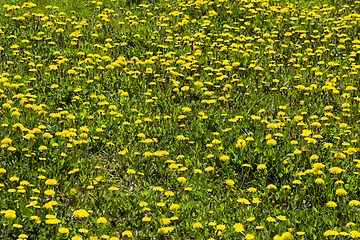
[{"xmin": 1, "ymin": 0, "xmax": 360, "ymax": 239}]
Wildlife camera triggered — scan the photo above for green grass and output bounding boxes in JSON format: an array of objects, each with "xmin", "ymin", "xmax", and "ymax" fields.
[{"xmin": 1, "ymin": 0, "xmax": 360, "ymax": 239}]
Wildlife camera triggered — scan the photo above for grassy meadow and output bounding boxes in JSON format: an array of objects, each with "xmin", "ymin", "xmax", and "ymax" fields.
[{"xmin": 1, "ymin": 0, "xmax": 360, "ymax": 239}]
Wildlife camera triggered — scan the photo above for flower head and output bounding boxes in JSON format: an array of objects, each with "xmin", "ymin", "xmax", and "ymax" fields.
[
  {"xmin": 122, "ymin": 230, "xmax": 132, "ymax": 237},
  {"xmin": 266, "ymin": 139, "xmax": 277, "ymax": 146},
  {"xmin": 73, "ymin": 209, "xmax": 90, "ymax": 218},
  {"xmin": 193, "ymin": 222, "xmax": 203, "ymax": 228},
  {"xmin": 170, "ymin": 204, "xmax": 180, "ymax": 210},
  {"xmin": 245, "ymin": 234, "xmax": 255, "ymax": 240},
  {"xmin": 277, "ymin": 215, "xmax": 287, "ymax": 221},
  {"xmin": 234, "ymin": 223, "xmax": 244, "ymax": 232},
  {"xmin": 1, "ymin": 210, "xmax": 16, "ymax": 219},
  {"xmin": 335, "ymin": 188, "xmax": 347, "ymax": 196},
  {"xmin": 97, "ymin": 217, "xmax": 107, "ymax": 224},
  {"xmin": 45, "ymin": 179, "xmax": 57, "ymax": 185},
  {"xmin": 177, "ymin": 177, "xmax": 186, "ymax": 183},
  {"xmin": 58, "ymin": 228, "xmax": 69, "ymax": 233},
  {"xmin": 326, "ymin": 201, "xmax": 337, "ymax": 208},
  {"xmin": 225, "ymin": 179, "xmax": 235, "ymax": 186}
]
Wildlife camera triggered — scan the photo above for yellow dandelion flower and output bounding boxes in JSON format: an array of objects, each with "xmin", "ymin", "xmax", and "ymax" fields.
[
  {"xmin": 193, "ymin": 222, "xmax": 202, "ymax": 228},
  {"xmin": 245, "ymin": 234, "xmax": 255, "ymax": 239},
  {"xmin": 225, "ymin": 179, "xmax": 235, "ymax": 186},
  {"xmin": 58, "ymin": 227, "xmax": 69, "ymax": 233},
  {"xmin": 234, "ymin": 223, "xmax": 244, "ymax": 232},
  {"xmin": 122, "ymin": 231, "xmax": 132, "ymax": 237},
  {"xmin": 326, "ymin": 201, "xmax": 337, "ymax": 208},
  {"xmin": 266, "ymin": 139, "xmax": 277, "ymax": 146},
  {"xmin": 97, "ymin": 217, "xmax": 107, "ymax": 224},
  {"xmin": 73, "ymin": 209, "xmax": 90, "ymax": 218}
]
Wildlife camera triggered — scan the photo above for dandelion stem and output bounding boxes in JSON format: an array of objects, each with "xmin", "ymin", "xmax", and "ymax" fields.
[{"xmin": 4, "ymin": 220, "xmax": 11, "ymax": 240}]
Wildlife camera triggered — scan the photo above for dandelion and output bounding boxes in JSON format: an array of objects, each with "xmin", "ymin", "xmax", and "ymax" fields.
[
  {"xmin": 162, "ymin": 218, "xmax": 171, "ymax": 225},
  {"xmin": 236, "ymin": 138, "xmax": 246, "ymax": 148},
  {"xmin": 1, "ymin": 138, "xmax": 12, "ymax": 144},
  {"xmin": 126, "ymin": 169, "xmax": 136, "ymax": 174},
  {"xmin": 97, "ymin": 217, "xmax": 107, "ymax": 224},
  {"xmin": 205, "ymin": 166, "xmax": 215, "ymax": 172},
  {"xmin": 349, "ymin": 200, "xmax": 360, "ymax": 206},
  {"xmin": 346, "ymin": 222, "xmax": 356, "ymax": 227},
  {"xmin": 326, "ymin": 201, "xmax": 337, "ymax": 208},
  {"xmin": 72, "ymin": 236, "xmax": 83, "ymax": 240},
  {"xmin": 170, "ymin": 204, "xmax": 180, "ymax": 210},
  {"xmin": 225, "ymin": 179, "xmax": 235, "ymax": 186},
  {"xmin": 336, "ymin": 188, "xmax": 347, "ymax": 196},
  {"xmin": 73, "ymin": 209, "xmax": 90, "ymax": 218},
  {"xmin": 109, "ymin": 186, "xmax": 119, "ymax": 191},
  {"xmin": 237, "ymin": 198, "xmax": 251, "ymax": 204},
  {"xmin": 329, "ymin": 167, "xmax": 345, "ymax": 174},
  {"xmin": 158, "ymin": 228, "xmax": 169, "ymax": 234},
  {"xmin": 59, "ymin": 228, "xmax": 69, "ymax": 233},
  {"xmin": 18, "ymin": 234, "xmax": 29, "ymax": 239},
  {"xmin": 31, "ymin": 216, "xmax": 41, "ymax": 224},
  {"xmin": 267, "ymin": 184, "xmax": 277, "ymax": 190},
  {"xmin": 313, "ymin": 163, "xmax": 324, "ymax": 169},
  {"xmin": 245, "ymin": 234, "xmax": 255, "ymax": 239},
  {"xmin": 347, "ymin": 148, "xmax": 357, "ymax": 154},
  {"xmin": 292, "ymin": 180, "xmax": 302, "ymax": 185},
  {"xmin": 9, "ymin": 176, "xmax": 19, "ymax": 181},
  {"xmin": 2, "ymin": 210, "xmax": 16, "ymax": 219},
  {"xmin": 177, "ymin": 177, "xmax": 186, "ymax": 183},
  {"xmin": 324, "ymin": 143, "xmax": 333, "ymax": 148},
  {"xmin": 182, "ymin": 107, "xmax": 192, "ymax": 112},
  {"xmin": 122, "ymin": 230, "xmax": 132, "ymax": 237},
  {"xmin": 157, "ymin": 202, "xmax": 165, "ymax": 207},
  {"xmin": 38, "ymin": 145, "xmax": 47, "ymax": 151},
  {"xmin": 246, "ymin": 217, "xmax": 255, "ymax": 222},
  {"xmin": 324, "ymin": 230, "xmax": 339, "ymax": 236},
  {"xmin": 45, "ymin": 179, "xmax": 57, "ymax": 185},
  {"xmin": 165, "ymin": 191, "xmax": 174, "ymax": 196},
  {"xmin": 257, "ymin": 164, "xmax": 266, "ymax": 170},
  {"xmin": 153, "ymin": 186, "xmax": 164, "ymax": 191},
  {"xmin": 44, "ymin": 189, "xmax": 55, "ymax": 195},
  {"xmin": 216, "ymin": 224, "xmax": 225, "ymax": 230},
  {"xmin": 350, "ymin": 230, "xmax": 360, "ymax": 238},
  {"xmin": 139, "ymin": 202, "xmax": 148, "ymax": 207},
  {"xmin": 209, "ymin": 10, "xmax": 217, "ymax": 16},
  {"xmin": 282, "ymin": 232, "xmax": 293, "ymax": 239},
  {"xmin": 193, "ymin": 222, "xmax": 202, "ymax": 228},
  {"xmin": 267, "ymin": 139, "xmax": 277, "ymax": 146},
  {"xmin": 315, "ymin": 178, "xmax": 325, "ymax": 184},
  {"xmin": 334, "ymin": 152, "xmax": 346, "ymax": 159},
  {"xmin": 234, "ymin": 223, "xmax": 244, "ymax": 232},
  {"xmin": 219, "ymin": 155, "xmax": 229, "ymax": 161},
  {"xmin": 45, "ymin": 218, "xmax": 61, "ymax": 224}
]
